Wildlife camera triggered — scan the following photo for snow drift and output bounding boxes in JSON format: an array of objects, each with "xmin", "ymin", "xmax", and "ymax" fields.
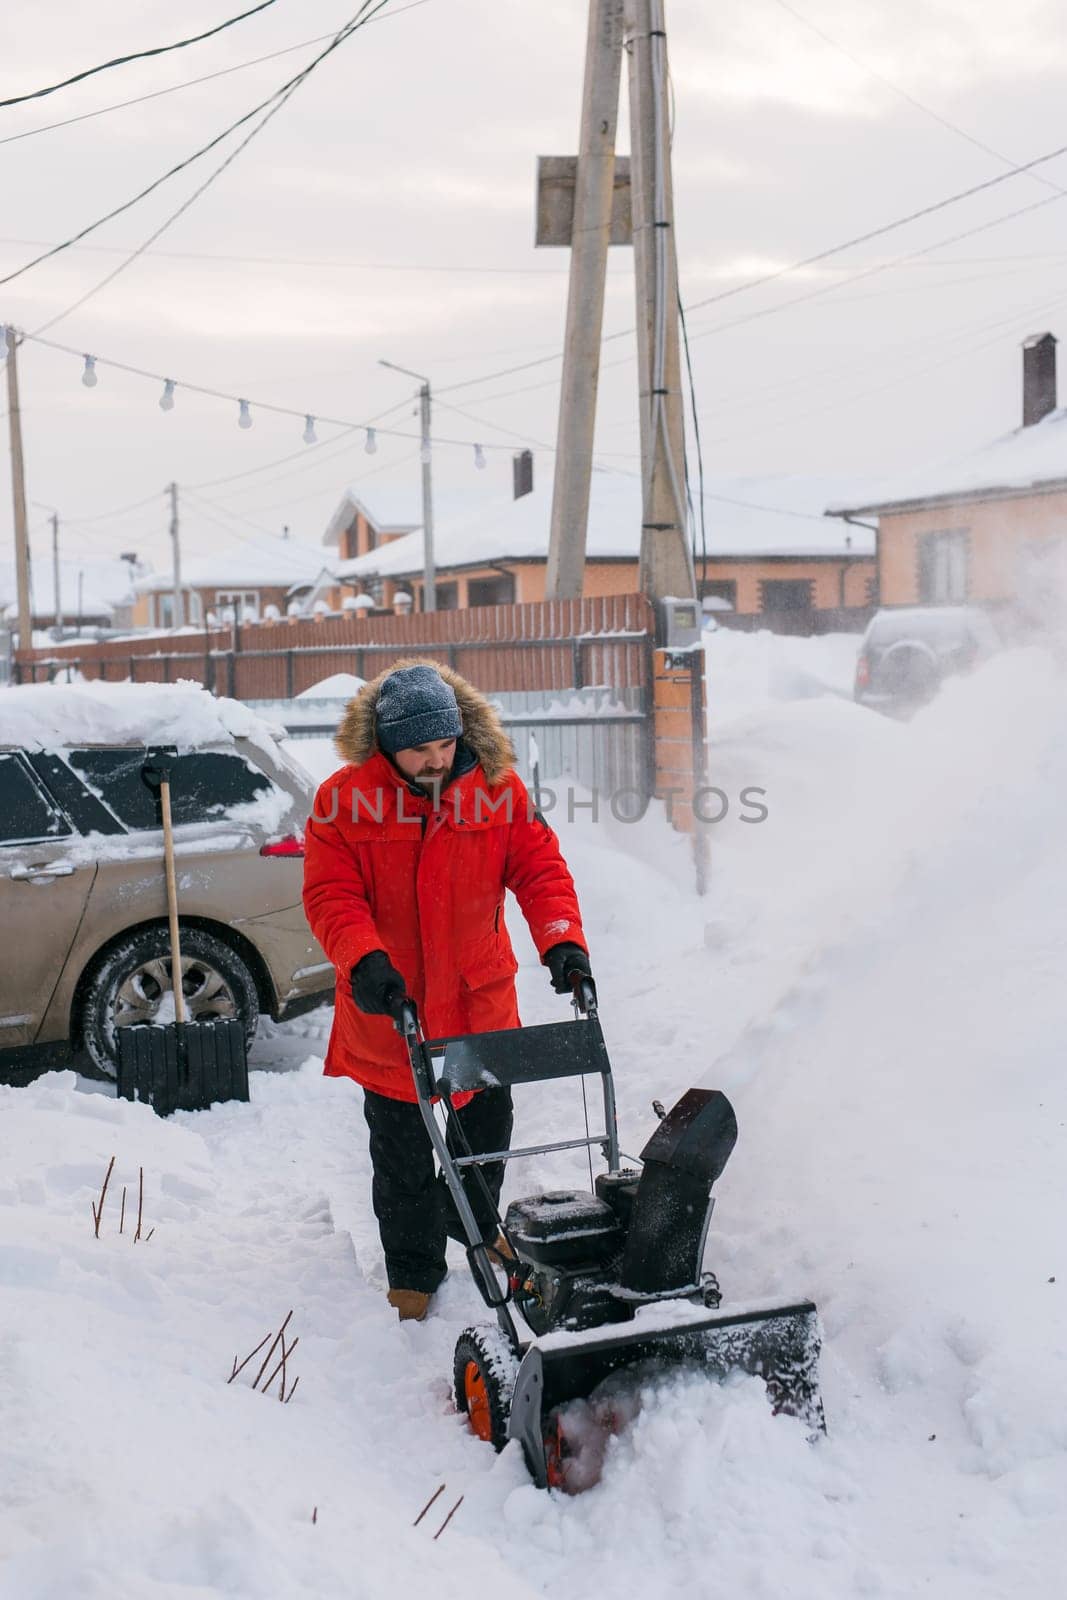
[{"xmin": 1, "ymin": 632, "xmax": 1064, "ymax": 1598}]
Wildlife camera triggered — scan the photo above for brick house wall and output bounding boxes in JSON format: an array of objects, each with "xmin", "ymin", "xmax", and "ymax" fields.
[{"xmin": 877, "ymin": 487, "xmax": 1067, "ymax": 615}]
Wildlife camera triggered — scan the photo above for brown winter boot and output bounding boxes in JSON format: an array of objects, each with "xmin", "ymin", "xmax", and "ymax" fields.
[
  {"xmin": 487, "ymin": 1232, "xmax": 515, "ymax": 1265},
  {"xmin": 387, "ymin": 1288, "xmax": 432, "ymax": 1322}
]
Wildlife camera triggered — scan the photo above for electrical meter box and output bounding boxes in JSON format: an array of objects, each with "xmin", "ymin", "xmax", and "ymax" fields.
[{"xmin": 660, "ymin": 597, "xmax": 701, "ymax": 650}]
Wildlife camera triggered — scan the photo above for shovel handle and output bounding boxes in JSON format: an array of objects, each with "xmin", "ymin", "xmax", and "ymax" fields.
[{"xmin": 158, "ymin": 777, "xmax": 186, "ymax": 1026}]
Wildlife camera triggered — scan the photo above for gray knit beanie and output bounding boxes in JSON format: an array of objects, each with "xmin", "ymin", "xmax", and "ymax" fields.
[{"xmin": 375, "ymin": 665, "xmax": 463, "ymax": 756}]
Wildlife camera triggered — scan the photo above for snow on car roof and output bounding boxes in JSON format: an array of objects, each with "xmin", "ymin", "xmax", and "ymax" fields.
[{"xmin": 0, "ymin": 681, "xmax": 286, "ymax": 754}]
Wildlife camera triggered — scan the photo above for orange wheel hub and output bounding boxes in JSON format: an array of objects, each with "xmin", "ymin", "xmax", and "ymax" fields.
[{"xmin": 463, "ymin": 1360, "xmax": 493, "ymax": 1443}]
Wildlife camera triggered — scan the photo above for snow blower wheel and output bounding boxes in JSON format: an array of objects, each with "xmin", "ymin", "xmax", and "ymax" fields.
[{"xmin": 453, "ymin": 1330, "xmax": 516, "ymax": 1452}]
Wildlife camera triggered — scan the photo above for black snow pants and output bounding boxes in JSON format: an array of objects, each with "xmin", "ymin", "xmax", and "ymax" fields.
[{"xmin": 362, "ymin": 1085, "xmax": 514, "ymax": 1294}]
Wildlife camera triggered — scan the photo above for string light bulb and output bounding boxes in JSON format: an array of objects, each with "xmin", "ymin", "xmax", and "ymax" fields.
[
  {"xmin": 364, "ymin": 427, "xmax": 377, "ymax": 455},
  {"xmin": 159, "ymin": 379, "xmax": 176, "ymax": 412},
  {"xmin": 237, "ymin": 399, "xmax": 253, "ymax": 430},
  {"xmin": 420, "ymin": 439, "xmax": 432, "ymax": 465},
  {"xmin": 81, "ymin": 355, "xmax": 98, "ymax": 388},
  {"xmin": 473, "ymin": 443, "xmax": 487, "ymax": 470},
  {"xmin": 302, "ymin": 414, "xmax": 317, "ymax": 445}
]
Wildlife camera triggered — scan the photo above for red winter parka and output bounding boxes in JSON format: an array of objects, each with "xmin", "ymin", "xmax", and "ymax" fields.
[{"xmin": 302, "ymin": 660, "xmax": 587, "ymax": 1102}]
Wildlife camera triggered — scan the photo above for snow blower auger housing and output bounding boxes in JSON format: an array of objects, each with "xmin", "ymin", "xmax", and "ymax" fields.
[{"xmin": 399, "ymin": 984, "xmax": 822, "ymax": 1489}]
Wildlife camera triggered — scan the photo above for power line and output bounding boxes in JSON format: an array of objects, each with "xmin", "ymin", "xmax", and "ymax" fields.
[
  {"xmin": 63, "ymin": 489, "xmax": 167, "ymax": 527},
  {"xmin": 186, "ymin": 400, "xmax": 414, "ymax": 494},
  {"xmin": 441, "ymin": 184, "xmax": 1067, "ymax": 417},
  {"xmin": 764, "ymin": 0, "xmax": 1066, "ymax": 198},
  {"xmin": 696, "ymin": 279, "xmax": 1067, "ymax": 451},
  {"xmin": 0, "ymin": 31, "xmax": 335, "ymax": 148},
  {"xmin": 0, "ymin": 0, "xmax": 433, "ymax": 148},
  {"xmin": 7, "ymin": 322, "xmax": 530, "ymax": 455},
  {"xmin": 683, "ymin": 191, "xmax": 1067, "ymax": 345},
  {"xmin": 0, "ymin": 3, "xmax": 280, "ymax": 111},
  {"xmin": 0, "ymin": 236, "xmax": 572, "ymax": 275},
  {"xmin": 192, "ymin": 448, "xmax": 422, "ymax": 520},
  {"xmin": 435, "ymin": 128, "xmax": 1067, "ymax": 399},
  {"xmin": 29, "ymin": 15, "xmax": 400, "ymax": 336},
  {"xmin": 678, "ymin": 293, "xmax": 708, "ymax": 583},
  {"xmin": 0, "ymin": 1, "xmax": 397, "ymax": 292},
  {"xmin": 681, "ymin": 157, "xmax": 1067, "ymax": 322}
]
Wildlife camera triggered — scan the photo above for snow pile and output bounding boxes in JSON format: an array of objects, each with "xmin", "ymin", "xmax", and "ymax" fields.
[
  {"xmin": 2, "ymin": 632, "xmax": 1065, "ymax": 1597},
  {"xmin": 704, "ymin": 624, "xmax": 860, "ymax": 723},
  {"xmin": 294, "ymin": 673, "xmax": 365, "ymax": 701},
  {"xmin": 0, "ymin": 1071, "xmax": 539, "ymax": 1600},
  {"xmin": 0, "ymin": 681, "xmax": 286, "ymax": 754}
]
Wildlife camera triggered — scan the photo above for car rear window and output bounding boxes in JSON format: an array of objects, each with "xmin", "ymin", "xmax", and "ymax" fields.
[
  {"xmin": 0, "ymin": 753, "xmax": 73, "ymax": 845},
  {"xmin": 867, "ymin": 610, "xmax": 973, "ymax": 647},
  {"xmin": 67, "ymin": 749, "xmax": 272, "ymax": 831}
]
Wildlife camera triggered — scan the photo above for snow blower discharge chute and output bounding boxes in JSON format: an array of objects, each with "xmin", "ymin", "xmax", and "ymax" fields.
[{"xmin": 400, "ymin": 983, "xmax": 823, "ymax": 1489}]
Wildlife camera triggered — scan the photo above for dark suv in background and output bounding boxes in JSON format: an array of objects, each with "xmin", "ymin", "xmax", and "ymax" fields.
[{"xmin": 854, "ymin": 606, "xmax": 1001, "ymax": 715}]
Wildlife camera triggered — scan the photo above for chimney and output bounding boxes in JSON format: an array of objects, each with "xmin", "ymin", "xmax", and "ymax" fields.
[
  {"xmin": 512, "ymin": 448, "xmax": 534, "ymax": 500},
  {"xmin": 1022, "ymin": 332, "xmax": 1057, "ymax": 427}
]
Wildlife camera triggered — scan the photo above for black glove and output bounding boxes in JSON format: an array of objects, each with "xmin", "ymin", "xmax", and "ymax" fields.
[
  {"xmin": 350, "ymin": 950, "xmax": 409, "ymax": 1020},
  {"xmin": 544, "ymin": 941, "xmax": 594, "ymax": 996}
]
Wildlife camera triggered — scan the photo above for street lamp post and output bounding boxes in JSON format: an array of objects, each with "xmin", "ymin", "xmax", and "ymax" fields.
[{"xmin": 379, "ymin": 359, "xmax": 436, "ymax": 613}]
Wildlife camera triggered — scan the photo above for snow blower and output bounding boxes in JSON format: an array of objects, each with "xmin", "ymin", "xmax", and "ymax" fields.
[{"xmin": 399, "ymin": 982, "xmax": 823, "ymax": 1490}]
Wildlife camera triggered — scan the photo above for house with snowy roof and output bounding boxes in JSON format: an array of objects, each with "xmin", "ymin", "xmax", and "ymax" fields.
[
  {"xmin": 827, "ymin": 332, "xmax": 1067, "ymax": 631},
  {"xmin": 132, "ymin": 531, "xmax": 336, "ymax": 628},
  {"xmin": 328, "ymin": 459, "xmax": 875, "ymax": 633},
  {"xmin": 1, "ymin": 555, "xmax": 138, "ymax": 633}
]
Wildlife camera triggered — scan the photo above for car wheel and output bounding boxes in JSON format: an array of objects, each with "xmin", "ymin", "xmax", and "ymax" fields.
[
  {"xmin": 882, "ymin": 644, "xmax": 939, "ymax": 706},
  {"xmin": 79, "ymin": 925, "xmax": 260, "ymax": 1079}
]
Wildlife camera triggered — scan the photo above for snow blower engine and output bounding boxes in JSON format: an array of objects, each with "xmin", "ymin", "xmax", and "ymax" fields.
[{"xmin": 399, "ymin": 983, "xmax": 822, "ymax": 1489}]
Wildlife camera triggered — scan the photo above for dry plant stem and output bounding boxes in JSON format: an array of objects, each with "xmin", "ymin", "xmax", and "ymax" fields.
[
  {"xmin": 119, "ymin": 1186, "xmax": 126, "ymax": 1234},
  {"xmin": 284, "ymin": 1376, "xmax": 300, "ymax": 1404},
  {"xmin": 145, "ymin": 1227, "xmax": 155, "ymax": 1242},
  {"xmin": 263, "ymin": 1335, "xmax": 300, "ymax": 1398},
  {"xmin": 91, "ymin": 1154, "xmax": 116, "ymax": 1238},
  {"xmin": 134, "ymin": 1166, "xmax": 144, "ymax": 1243},
  {"xmin": 312, "ymin": 1505, "xmax": 317, "ymax": 1523},
  {"xmin": 228, "ymin": 1331, "xmax": 271, "ymax": 1384},
  {"xmin": 433, "ymin": 1496, "xmax": 464, "ymax": 1540},
  {"xmin": 252, "ymin": 1310, "xmax": 293, "ymax": 1391},
  {"xmin": 413, "ymin": 1484, "xmax": 446, "ymax": 1527},
  {"xmin": 278, "ymin": 1333, "xmax": 299, "ymax": 1402}
]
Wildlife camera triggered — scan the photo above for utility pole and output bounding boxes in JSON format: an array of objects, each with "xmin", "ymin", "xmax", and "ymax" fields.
[
  {"xmin": 545, "ymin": 0, "xmax": 625, "ymax": 600},
  {"xmin": 378, "ymin": 360, "xmax": 436, "ymax": 611},
  {"xmin": 626, "ymin": 0, "xmax": 695, "ymax": 601},
  {"xmin": 418, "ymin": 381, "xmax": 436, "ymax": 613},
  {"xmin": 50, "ymin": 512, "xmax": 62, "ymax": 634},
  {"xmin": 168, "ymin": 481, "xmax": 183, "ymax": 629},
  {"xmin": 3, "ymin": 326, "xmax": 33, "ymax": 654}
]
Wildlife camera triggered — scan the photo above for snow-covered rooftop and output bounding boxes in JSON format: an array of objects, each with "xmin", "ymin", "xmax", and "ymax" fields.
[
  {"xmin": 1, "ymin": 556, "xmax": 137, "ymax": 621},
  {"xmin": 827, "ymin": 406, "xmax": 1067, "ymax": 516},
  {"xmin": 334, "ymin": 473, "xmax": 872, "ymax": 581},
  {"xmin": 322, "ymin": 488, "xmax": 420, "ymax": 547},
  {"xmin": 134, "ymin": 534, "xmax": 333, "ymax": 593}
]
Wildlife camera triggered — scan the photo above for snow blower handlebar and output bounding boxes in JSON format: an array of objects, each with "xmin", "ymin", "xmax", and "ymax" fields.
[{"xmin": 396, "ymin": 994, "xmax": 623, "ymax": 1352}]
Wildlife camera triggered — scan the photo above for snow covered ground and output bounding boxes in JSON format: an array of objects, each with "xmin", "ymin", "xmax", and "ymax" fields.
[{"xmin": 2, "ymin": 630, "xmax": 1065, "ymax": 1598}]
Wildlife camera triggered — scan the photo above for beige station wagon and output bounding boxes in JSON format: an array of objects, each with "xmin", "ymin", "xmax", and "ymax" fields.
[{"xmin": 0, "ymin": 684, "xmax": 333, "ymax": 1081}]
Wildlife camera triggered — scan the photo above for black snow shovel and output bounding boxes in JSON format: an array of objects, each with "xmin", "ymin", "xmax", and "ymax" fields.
[{"xmin": 116, "ymin": 761, "xmax": 250, "ymax": 1117}]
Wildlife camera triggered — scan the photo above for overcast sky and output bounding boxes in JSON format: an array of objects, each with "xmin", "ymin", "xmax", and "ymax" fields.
[{"xmin": 2, "ymin": 0, "xmax": 1067, "ymax": 576}]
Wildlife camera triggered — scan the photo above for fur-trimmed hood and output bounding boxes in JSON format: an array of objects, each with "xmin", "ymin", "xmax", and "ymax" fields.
[{"xmin": 334, "ymin": 657, "xmax": 515, "ymax": 786}]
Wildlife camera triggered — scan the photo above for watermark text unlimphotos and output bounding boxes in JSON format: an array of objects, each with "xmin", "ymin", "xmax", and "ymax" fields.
[{"xmin": 312, "ymin": 783, "xmax": 769, "ymax": 827}]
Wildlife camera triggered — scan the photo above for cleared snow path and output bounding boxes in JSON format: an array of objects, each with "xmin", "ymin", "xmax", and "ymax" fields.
[{"xmin": 2, "ymin": 636, "xmax": 1064, "ymax": 1598}]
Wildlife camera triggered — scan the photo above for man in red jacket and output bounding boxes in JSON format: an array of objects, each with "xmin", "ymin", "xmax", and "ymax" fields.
[{"xmin": 303, "ymin": 659, "xmax": 593, "ymax": 1322}]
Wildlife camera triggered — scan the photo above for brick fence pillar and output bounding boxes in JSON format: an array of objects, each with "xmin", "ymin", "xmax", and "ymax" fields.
[{"xmin": 652, "ymin": 646, "xmax": 707, "ymax": 835}]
